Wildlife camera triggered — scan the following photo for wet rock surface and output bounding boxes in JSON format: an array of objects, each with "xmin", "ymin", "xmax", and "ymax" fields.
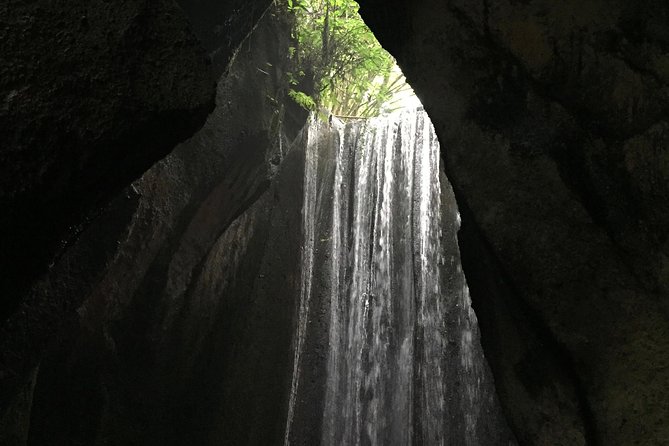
[
  {"xmin": 1, "ymin": 4, "xmax": 305, "ymax": 444},
  {"xmin": 2, "ymin": 1, "xmax": 669, "ymax": 445},
  {"xmin": 0, "ymin": 0, "xmax": 218, "ymax": 321},
  {"xmin": 175, "ymin": 0, "xmax": 273, "ymax": 75},
  {"xmin": 357, "ymin": 0, "xmax": 669, "ymax": 444}
]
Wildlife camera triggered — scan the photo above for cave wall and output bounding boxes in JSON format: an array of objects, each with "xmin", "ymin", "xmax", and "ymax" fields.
[
  {"xmin": 0, "ymin": 0, "xmax": 259, "ymax": 435},
  {"xmin": 173, "ymin": 0, "xmax": 271, "ymax": 75},
  {"xmin": 1, "ymin": 3, "xmax": 306, "ymax": 444},
  {"xmin": 356, "ymin": 0, "xmax": 669, "ymax": 445},
  {"xmin": 0, "ymin": 0, "xmax": 219, "ymax": 321},
  {"xmin": 3, "ymin": 0, "xmax": 669, "ymax": 445},
  {"xmin": 0, "ymin": 0, "xmax": 275, "ymax": 413}
]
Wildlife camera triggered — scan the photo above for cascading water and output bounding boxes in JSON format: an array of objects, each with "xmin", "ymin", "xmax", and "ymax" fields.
[{"xmin": 285, "ymin": 109, "xmax": 516, "ymax": 446}]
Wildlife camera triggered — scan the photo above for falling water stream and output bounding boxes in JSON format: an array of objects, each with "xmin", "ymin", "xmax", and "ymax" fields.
[{"xmin": 284, "ymin": 109, "xmax": 515, "ymax": 446}]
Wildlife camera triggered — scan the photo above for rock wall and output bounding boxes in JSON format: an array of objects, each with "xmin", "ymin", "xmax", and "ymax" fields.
[
  {"xmin": 357, "ymin": 1, "xmax": 669, "ymax": 445},
  {"xmin": 0, "ymin": 0, "xmax": 276, "ymax": 422},
  {"xmin": 0, "ymin": 0, "xmax": 218, "ymax": 321},
  {"xmin": 3, "ymin": 1, "xmax": 669, "ymax": 445},
  {"xmin": 1, "ymin": 4, "xmax": 308, "ymax": 445}
]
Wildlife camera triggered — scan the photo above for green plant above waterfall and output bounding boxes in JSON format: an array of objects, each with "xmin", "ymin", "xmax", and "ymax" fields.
[{"xmin": 285, "ymin": 0, "xmax": 417, "ymax": 117}]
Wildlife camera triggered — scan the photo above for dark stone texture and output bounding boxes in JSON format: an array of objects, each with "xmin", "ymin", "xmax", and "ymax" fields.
[
  {"xmin": 357, "ymin": 0, "xmax": 669, "ymax": 444},
  {"xmin": 3, "ymin": 0, "xmax": 668, "ymax": 445},
  {"xmin": 439, "ymin": 171, "xmax": 520, "ymax": 446},
  {"xmin": 174, "ymin": 0, "xmax": 272, "ymax": 75},
  {"xmin": 0, "ymin": 188, "xmax": 142, "ymax": 445},
  {"xmin": 0, "ymin": 0, "xmax": 216, "ymax": 322},
  {"xmin": 1, "ymin": 4, "xmax": 305, "ymax": 444}
]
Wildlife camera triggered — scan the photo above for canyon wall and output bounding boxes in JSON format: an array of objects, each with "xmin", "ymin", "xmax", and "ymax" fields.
[
  {"xmin": 357, "ymin": 0, "xmax": 669, "ymax": 444},
  {"xmin": 2, "ymin": 1, "xmax": 668, "ymax": 445},
  {"xmin": 1, "ymin": 4, "xmax": 301, "ymax": 444}
]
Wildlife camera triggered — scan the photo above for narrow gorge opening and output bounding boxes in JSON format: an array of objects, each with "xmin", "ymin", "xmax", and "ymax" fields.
[
  {"xmin": 12, "ymin": 1, "xmax": 516, "ymax": 445},
  {"xmin": 279, "ymin": 1, "xmax": 516, "ymax": 444},
  {"xmin": 4, "ymin": 1, "xmax": 668, "ymax": 445}
]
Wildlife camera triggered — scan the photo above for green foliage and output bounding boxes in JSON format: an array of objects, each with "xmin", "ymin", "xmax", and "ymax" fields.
[
  {"xmin": 289, "ymin": 89, "xmax": 317, "ymax": 111},
  {"xmin": 285, "ymin": 0, "xmax": 414, "ymax": 117}
]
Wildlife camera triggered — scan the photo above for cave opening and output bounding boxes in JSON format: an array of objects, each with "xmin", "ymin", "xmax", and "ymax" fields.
[
  {"xmin": 11, "ymin": 1, "xmax": 518, "ymax": 445},
  {"xmin": 4, "ymin": 1, "xmax": 669, "ymax": 445},
  {"xmin": 280, "ymin": 1, "xmax": 516, "ymax": 444}
]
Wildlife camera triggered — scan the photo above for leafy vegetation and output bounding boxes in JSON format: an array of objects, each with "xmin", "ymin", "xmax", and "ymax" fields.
[{"xmin": 285, "ymin": 0, "xmax": 415, "ymax": 117}]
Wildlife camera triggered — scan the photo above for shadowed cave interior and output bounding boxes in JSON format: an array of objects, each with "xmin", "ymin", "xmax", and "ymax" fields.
[{"xmin": 1, "ymin": 1, "xmax": 669, "ymax": 445}]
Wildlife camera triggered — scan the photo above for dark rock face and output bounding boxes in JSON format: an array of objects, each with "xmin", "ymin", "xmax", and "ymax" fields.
[
  {"xmin": 3, "ymin": 0, "xmax": 668, "ymax": 445},
  {"xmin": 175, "ymin": 0, "xmax": 273, "ymax": 75},
  {"xmin": 357, "ymin": 0, "xmax": 669, "ymax": 444},
  {"xmin": 1, "ymin": 3, "xmax": 304, "ymax": 444},
  {"xmin": 0, "ymin": 0, "xmax": 216, "ymax": 321},
  {"xmin": 27, "ymin": 146, "xmax": 304, "ymax": 445}
]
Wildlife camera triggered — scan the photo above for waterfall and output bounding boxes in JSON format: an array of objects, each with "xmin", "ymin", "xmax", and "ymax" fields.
[
  {"xmin": 285, "ymin": 109, "xmax": 516, "ymax": 446},
  {"xmin": 284, "ymin": 119, "xmax": 320, "ymax": 445}
]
